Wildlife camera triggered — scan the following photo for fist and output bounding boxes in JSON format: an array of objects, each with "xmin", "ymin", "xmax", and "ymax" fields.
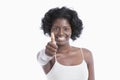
[{"xmin": 45, "ymin": 32, "xmax": 58, "ymax": 56}]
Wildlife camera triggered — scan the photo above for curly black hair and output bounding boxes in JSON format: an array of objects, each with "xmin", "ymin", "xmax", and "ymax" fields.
[{"xmin": 41, "ymin": 7, "xmax": 83, "ymax": 40}]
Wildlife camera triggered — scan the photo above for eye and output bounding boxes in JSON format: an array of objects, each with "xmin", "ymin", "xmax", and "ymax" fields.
[
  {"xmin": 52, "ymin": 27, "xmax": 59, "ymax": 31},
  {"xmin": 64, "ymin": 27, "xmax": 70, "ymax": 31}
]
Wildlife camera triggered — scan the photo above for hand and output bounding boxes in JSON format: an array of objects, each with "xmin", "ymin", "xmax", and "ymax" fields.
[{"xmin": 45, "ymin": 32, "xmax": 58, "ymax": 56}]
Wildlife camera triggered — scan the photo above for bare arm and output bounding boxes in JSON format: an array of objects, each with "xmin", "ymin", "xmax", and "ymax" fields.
[
  {"xmin": 83, "ymin": 48, "xmax": 95, "ymax": 80},
  {"xmin": 43, "ymin": 32, "xmax": 57, "ymax": 74}
]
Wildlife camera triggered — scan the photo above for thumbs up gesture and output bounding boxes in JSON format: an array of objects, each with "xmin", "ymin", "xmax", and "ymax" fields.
[{"xmin": 45, "ymin": 32, "xmax": 58, "ymax": 56}]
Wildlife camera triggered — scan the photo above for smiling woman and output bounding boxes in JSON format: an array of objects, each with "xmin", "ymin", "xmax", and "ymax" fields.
[
  {"xmin": 37, "ymin": 6, "xmax": 95, "ymax": 80},
  {"xmin": 51, "ymin": 18, "xmax": 72, "ymax": 46}
]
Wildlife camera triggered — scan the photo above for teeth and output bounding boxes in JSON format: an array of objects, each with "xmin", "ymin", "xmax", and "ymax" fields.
[{"xmin": 58, "ymin": 37, "xmax": 65, "ymax": 41}]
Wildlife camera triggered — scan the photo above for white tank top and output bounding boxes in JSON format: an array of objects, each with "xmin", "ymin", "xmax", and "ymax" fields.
[{"xmin": 46, "ymin": 48, "xmax": 88, "ymax": 80}]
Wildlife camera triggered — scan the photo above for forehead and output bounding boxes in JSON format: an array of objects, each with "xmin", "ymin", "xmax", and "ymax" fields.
[{"xmin": 52, "ymin": 18, "xmax": 70, "ymax": 26}]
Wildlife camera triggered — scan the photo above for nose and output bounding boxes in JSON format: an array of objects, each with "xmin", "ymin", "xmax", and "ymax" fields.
[{"xmin": 59, "ymin": 28, "xmax": 64, "ymax": 36}]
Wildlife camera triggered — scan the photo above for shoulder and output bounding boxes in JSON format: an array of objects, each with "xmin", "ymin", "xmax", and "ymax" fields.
[
  {"xmin": 82, "ymin": 48, "xmax": 94, "ymax": 65},
  {"xmin": 71, "ymin": 46, "xmax": 81, "ymax": 51},
  {"xmin": 82, "ymin": 48, "xmax": 92, "ymax": 57}
]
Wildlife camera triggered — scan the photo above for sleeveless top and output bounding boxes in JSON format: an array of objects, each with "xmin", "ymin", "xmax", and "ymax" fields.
[{"xmin": 46, "ymin": 48, "xmax": 88, "ymax": 80}]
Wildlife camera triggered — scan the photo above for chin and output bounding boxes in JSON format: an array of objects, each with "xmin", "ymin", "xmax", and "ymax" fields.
[{"xmin": 56, "ymin": 41, "xmax": 68, "ymax": 46}]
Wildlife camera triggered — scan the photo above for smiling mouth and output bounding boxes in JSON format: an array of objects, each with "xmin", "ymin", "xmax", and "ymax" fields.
[{"xmin": 57, "ymin": 37, "xmax": 66, "ymax": 41}]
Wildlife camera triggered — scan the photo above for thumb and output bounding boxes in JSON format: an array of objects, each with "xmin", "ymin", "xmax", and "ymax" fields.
[{"xmin": 51, "ymin": 32, "xmax": 56, "ymax": 44}]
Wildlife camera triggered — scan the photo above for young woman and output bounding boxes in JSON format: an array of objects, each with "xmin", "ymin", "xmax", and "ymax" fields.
[{"xmin": 37, "ymin": 7, "xmax": 95, "ymax": 80}]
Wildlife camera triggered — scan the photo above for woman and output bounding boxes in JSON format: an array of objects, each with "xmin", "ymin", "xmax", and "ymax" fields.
[{"xmin": 37, "ymin": 7, "xmax": 95, "ymax": 80}]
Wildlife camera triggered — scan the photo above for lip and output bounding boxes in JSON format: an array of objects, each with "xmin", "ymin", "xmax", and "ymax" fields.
[{"xmin": 56, "ymin": 37, "xmax": 66, "ymax": 41}]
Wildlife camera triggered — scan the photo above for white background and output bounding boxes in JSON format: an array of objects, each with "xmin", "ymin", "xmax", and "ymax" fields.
[{"xmin": 0, "ymin": 0, "xmax": 120, "ymax": 80}]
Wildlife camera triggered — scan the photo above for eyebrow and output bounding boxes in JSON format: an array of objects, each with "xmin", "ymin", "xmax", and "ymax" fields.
[{"xmin": 52, "ymin": 25, "xmax": 70, "ymax": 28}]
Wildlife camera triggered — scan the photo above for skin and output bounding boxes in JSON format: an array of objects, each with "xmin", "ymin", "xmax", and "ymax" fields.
[{"xmin": 43, "ymin": 18, "xmax": 95, "ymax": 80}]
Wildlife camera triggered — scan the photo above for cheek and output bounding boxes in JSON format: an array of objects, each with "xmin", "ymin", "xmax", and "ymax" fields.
[{"xmin": 66, "ymin": 32, "xmax": 72, "ymax": 37}]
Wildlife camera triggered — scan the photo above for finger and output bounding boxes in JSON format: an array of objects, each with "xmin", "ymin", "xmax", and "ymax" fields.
[
  {"xmin": 45, "ymin": 47, "xmax": 56, "ymax": 56},
  {"xmin": 51, "ymin": 32, "xmax": 56, "ymax": 44},
  {"xmin": 48, "ymin": 42, "xmax": 58, "ymax": 49},
  {"xmin": 46, "ymin": 45, "xmax": 57, "ymax": 52}
]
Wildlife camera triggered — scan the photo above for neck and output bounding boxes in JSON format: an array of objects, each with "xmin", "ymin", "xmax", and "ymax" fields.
[{"xmin": 57, "ymin": 44, "xmax": 71, "ymax": 53}]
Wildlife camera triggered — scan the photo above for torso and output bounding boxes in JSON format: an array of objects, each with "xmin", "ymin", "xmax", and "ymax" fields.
[
  {"xmin": 45, "ymin": 47, "xmax": 89, "ymax": 80},
  {"xmin": 53, "ymin": 47, "xmax": 83, "ymax": 65},
  {"xmin": 43, "ymin": 47, "xmax": 87, "ymax": 74}
]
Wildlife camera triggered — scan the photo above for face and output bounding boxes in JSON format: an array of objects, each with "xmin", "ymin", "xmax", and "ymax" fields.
[{"xmin": 51, "ymin": 18, "xmax": 72, "ymax": 46}]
